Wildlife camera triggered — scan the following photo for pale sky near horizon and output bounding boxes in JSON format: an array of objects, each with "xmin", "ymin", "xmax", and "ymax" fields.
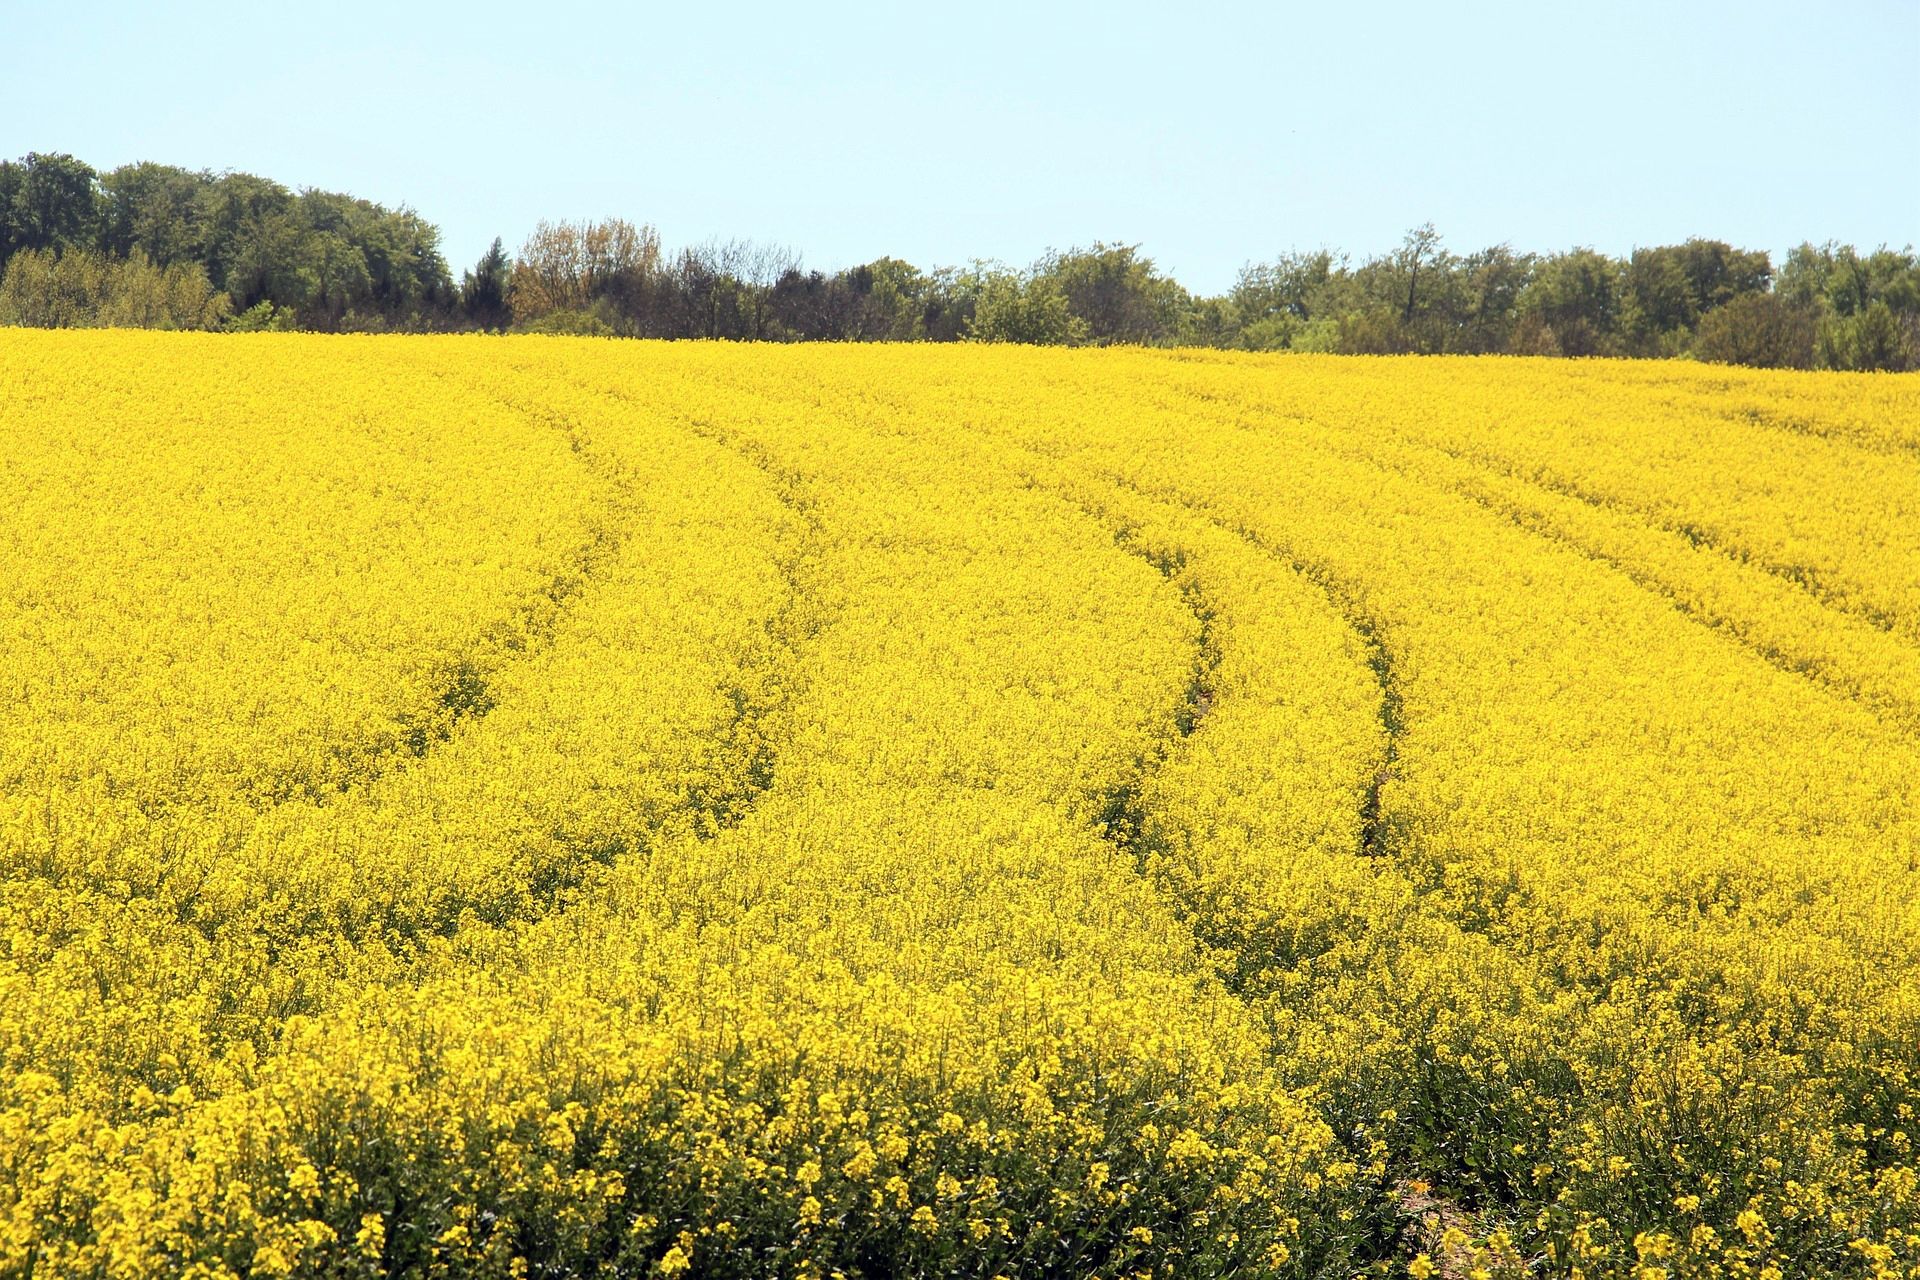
[{"xmin": 4, "ymin": 0, "xmax": 1915, "ymax": 293}]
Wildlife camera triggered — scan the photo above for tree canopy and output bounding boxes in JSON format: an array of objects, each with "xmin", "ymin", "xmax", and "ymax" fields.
[{"xmin": 3, "ymin": 151, "xmax": 1915, "ymax": 369}]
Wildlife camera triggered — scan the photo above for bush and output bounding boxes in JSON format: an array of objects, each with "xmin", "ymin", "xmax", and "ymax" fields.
[
  {"xmin": 226, "ymin": 299, "xmax": 294, "ymax": 332},
  {"xmin": 1333, "ymin": 309, "xmax": 1415, "ymax": 354},
  {"xmin": 515, "ymin": 305, "xmax": 617, "ymax": 337},
  {"xmin": 0, "ymin": 247, "xmax": 102, "ymax": 326},
  {"xmin": 1815, "ymin": 300, "xmax": 1916, "ymax": 371},
  {"xmin": 1, "ymin": 247, "xmax": 230, "ymax": 329},
  {"xmin": 966, "ymin": 272, "xmax": 1088, "ymax": 345},
  {"xmin": 1693, "ymin": 293, "xmax": 1817, "ymax": 368}
]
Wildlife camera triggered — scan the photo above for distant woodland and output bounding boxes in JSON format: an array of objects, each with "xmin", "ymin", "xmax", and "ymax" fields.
[{"xmin": 2, "ymin": 152, "xmax": 1915, "ymax": 369}]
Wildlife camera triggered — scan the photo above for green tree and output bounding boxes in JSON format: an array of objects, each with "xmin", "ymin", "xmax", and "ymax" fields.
[
  {"xmin": 197, "ymin": 172, "xmax": 303, "ymax": 309},
  {"xmin": 1177, "ymin": 295, "xmax": 1241, "ymax": 348},
  {"xmin": 1693, "ymin": 293, "xmax": 1816, "ymax": 368},
  {"xmin": 1032, "ymin": 243, "xmax": 1186, "ymax": 345},
  {"xmin": 1230, "ymin": 250, "xmax": 1340, "ymax": 349},
  {"xmin": 1518, "ymin": 248, "xmax": 1621, "ymax": 356},
  {"xmin": 1817, "ymin": 300, "xmax": 1915, "ymax": 371},
  {"xmin": 1622, "ymin": 240, "xmax": 1771, "ymax": 353},
  {"xmin": 0, "ymin": 247, "xmax": 89, "ymax": 325},
  {"xmin": 918, "ymin": 265, "xmax": 978, "ymax": 341},
  {"xmin": 966, "ymin": 265, "xmax": 1088, "ymax": 345},
  {"xmin": 1455, "ymin": 244, "xmax": 1534, "ymax": 353},
  {"xmin": 1779, "ymin": 242, "xmax": 1918, "ymax": 317},
  {"xmin": 100, "ymin": 162, "xmax": 207, "ymax": 266},
  {"xmin": 1333, "ymin": 308, "xmax": 1416, "ymax": 354},
  {"xmin": 1776, "ymin": 243, "xmax": 1918, "ymax": 370},
  {"xmin": 1396, "ymin": 222, "xmax": 1443, "ymax": 325},
  {"xmin": 1621, "ymin": 247, "xmax": 1694, "ymax": 348},
  {"xmin": 461, "ymin": 238, "xmax": 512, "ymax": 330},
  {"xmin": 2, "ymin": 152, "xmax": 99, "ymax": 259},
  {"xmin": 1337, "ymin": 226, "xmax": 1474, "ymax": 353},
  {"xmin": 859, "ymin": 256, "xmax": 932, "ymax": 341},
  {"xmin": 307, "ymin": 231, "xmax": 376, "ymax": 329}
]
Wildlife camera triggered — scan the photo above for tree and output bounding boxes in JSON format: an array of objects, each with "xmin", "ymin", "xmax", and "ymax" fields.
[
  {"xmin": 1230, "ymin": 250, "xmax": 1340, "ymax": 349},
  {"xmin": 918, "ymin": 266, "xmax": 977, "ymax": 342},
  {"xmin": 732, "ymin": 241, "xmax": 800, "ymax": 340},
  {"xmin": 966, "ymin": 265, "xmax": 1087, "ymax": 345},
  {"xmin": 1622, "ymin": 247, "xmax": 1695, "ymax": 346},
  {"xmin": 1693, "ymin": 293, "xmax": 1816, "ymax": 368},
  {"xmin": 1455, "ymin": 244, "xmax": 1534, "ymax": 353},
  {"xmin": 0, "ymin": 247, "xmax": 96, "ymax": 325},
  {"xmin": 857, "ymin": 256, "xmax": 932, "ymax": 341},
  {"xmin": 1332, "ymin": 227, "xmax": 1466, "ymax": 353},
  {"xmin": 305, "ymin": 231, "xmax": 375, "ymax": 329},
  {"xmin": 1177, "ymin": 295, "xmax": 1240, "ymax": 348},
  {"xmin": 766, "ymin": 259, "xmax": 919, "ymax": 342},
  {"xmin": 352, "ymin": 205, "xmax": 453, "ymax": 321},
  {"xmin": 686, "ymin": 239, "xmax": 753, "ymax": 339},
  {"xmin": 0, "ymin": 246, "xmax": 229, "ymax": 330},
  {"xmin": 509, "ymin": 218, "xmax": 660, "ymax": 328},
  {"xmin": 1033, "ymin": 243, "xmax": 1185, "ymax": 345},
  {"xmin": 1622, "ymin": 240, "xmax": 1771, "ymax": 353},
  {"xmin": 1775, "ymin": 243, "xmax": 1919, "ymax": 370},
  {"xmin": 1335, "ymin": 309, "xmax": 1417, "ymax": 354},
  {"xmin": 100, "ymin": 162, "xmax": 207, "ymax": 266},
  {"xmin": 2, "ymin": 152, "xmax": 99, "ymax": 259},
  {"xmin": 1817, "ymin": 300, "xmax": 1914, "ymax": 371},
  {"xmin": 1518, "ymin": 249, "xmax": 1621, "ymax": 356},
  {"xmin": 1397, "ymin": 222, "xmax": 1442, "ymax": 325},
  {"xmin": 0, "ymin": 162, "xmax": 16, "ymax": 257},
  {"xmin": 195, "ymin": 172, "xmax": 304, "ymax": 311},
  {"xmin": 461, "ymin": 238, "xmax": 512, "ymax": 330}
]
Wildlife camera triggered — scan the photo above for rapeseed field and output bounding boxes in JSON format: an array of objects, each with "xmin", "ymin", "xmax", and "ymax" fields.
[{"xmin": 3, "ymin": 331, "xmax": 1917, "ymax": 1279}]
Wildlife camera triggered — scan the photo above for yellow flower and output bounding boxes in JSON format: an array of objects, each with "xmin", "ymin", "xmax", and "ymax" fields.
[
  {"xmin": 355, "ymin": 1214, "xmax": 386, "ymax": 1260},
  {"xmin": 9, "ymin": 334, "xmax": 1914, "ymax": 1280},
  {"xmin": 841, "ymin": 1146, "xmax": 877, "ymax": 1181}
]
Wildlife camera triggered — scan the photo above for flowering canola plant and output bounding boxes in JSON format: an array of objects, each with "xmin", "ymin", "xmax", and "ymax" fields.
[{"xmin": 1, "ymin": 330, "xmax": 1916, "ymax": 1278}]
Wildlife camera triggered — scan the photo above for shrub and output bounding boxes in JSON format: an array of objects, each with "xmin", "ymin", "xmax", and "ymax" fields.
[{"xmin": 1693, "ymin": 293, "xmax": 1817, "ymax": 369}]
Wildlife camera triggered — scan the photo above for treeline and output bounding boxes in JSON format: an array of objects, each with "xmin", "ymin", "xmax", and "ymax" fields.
[
  {"xmin": 3, "ymin": 152, "xmax": 1916, "ymax": 369},
  {"xmin": 1204, "ymin": 230, "xmax": 1919, "ymax": 371},
  {"xmin": 0, "ymin": 152, "xmax": 451, "ymax": 332},
  {"xmin": 401, "ymin": 220, "xmax": 1920, "ymax": 371}
]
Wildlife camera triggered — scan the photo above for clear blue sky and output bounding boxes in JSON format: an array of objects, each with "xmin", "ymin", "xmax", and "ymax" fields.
[{"xmin": 5, "ymin": 0, "xmax": 1915, "ymax": 293}]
